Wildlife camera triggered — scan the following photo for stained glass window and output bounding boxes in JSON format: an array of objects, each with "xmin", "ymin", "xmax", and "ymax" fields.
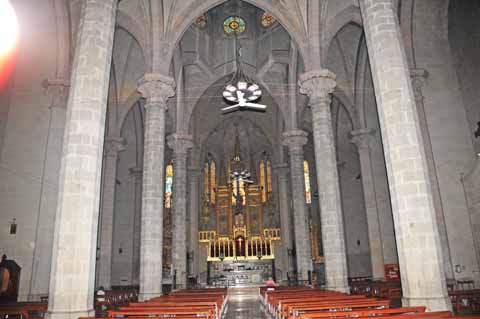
[
  {"xmin": 195, "ymin": 14, "xmax": 207, "ymax": 28},
  {"xmin": 204, "ymin": 156, "xmax": 216, "ymax": 204},
  {"xmin": 304, "ymin": 160, "xmax": 311, "ymax": 204},
  {"xmin": 261, "ymin": 12, "xmax": 276, "ymax": 28},
  {"xmin": 165, "ymin": 163, "xmax": 174, "ymax": 208},
  {"xmin": 223, "ymin": 16, "xmax": 246, "ymax": 35},
  {"xmin": 259, "ymin": 157, "xmax": 273, "ymax": 203}
]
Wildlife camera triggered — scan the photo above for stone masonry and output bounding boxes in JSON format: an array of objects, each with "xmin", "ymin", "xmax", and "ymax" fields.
[
  {"xmin": 129, "ymin": 167, "xmax": 143, "ymax": 286},
  {"xmin": 188, "ymin": 167, "xmax": 202, "ymax": 278},
  {"xmin": 299, "ymin": 70, "xmax": 349, "ymax": 293},
  {"xmin": 137, "ymin": 73, "xmax": 175, "ymax": 301},
  {"xmin": 359, "ymin": 0, "xmax": 451, "ymax": 310},
  {"xmin": 46, "ymin": 1, "xmax": 117, "ymax": 318},
  {"xmin": 273, "ymin": 163, "xmax": 293, "ymax": 280},
  {"xmin": 410, "ymin": 68, "xmax": 454, "ymax": 280},
  {"xmin": 97, "ymin": 136, "xmax": 125, "ymax": 289},
  {"xmin": 168, "ymin": 134, "xmax": 193, "ymax": 289},
  {"xmin": 282, "ymin": 130, "xmax": 313, "ymax": 281},
  {"xmin": 350, "ymin": 128, "xmax": 385, "ymax": 280}
]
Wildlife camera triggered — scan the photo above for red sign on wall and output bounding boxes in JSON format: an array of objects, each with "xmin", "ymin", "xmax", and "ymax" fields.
[{"xmin": 384, "ymin": 264, "xmax": 400, "ymax": 281}]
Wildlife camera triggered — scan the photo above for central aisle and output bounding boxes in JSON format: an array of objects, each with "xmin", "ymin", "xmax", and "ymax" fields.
[{"xmin": 225, "ymin": 286, "xmax": 267, "ymax": 319}]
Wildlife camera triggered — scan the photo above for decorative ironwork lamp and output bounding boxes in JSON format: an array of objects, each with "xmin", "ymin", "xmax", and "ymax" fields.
[{"xmin": 221, "ymin": 1, "xmax": 265, "ymax": 113}]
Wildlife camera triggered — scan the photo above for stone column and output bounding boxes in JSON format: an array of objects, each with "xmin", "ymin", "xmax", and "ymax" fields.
[
  {"xmin": 46, "ymin": 1, "xmax": 117, "ymax": 318},
  {"xmin": 359, "ymin": 0, "xmax": 451, "ymax": 310},
  {"xmin": 97, "ymin": 137, "xmax": 125, "ymax": 289},
  {"xmin": 188, "ymin": 166, "xmax": 201, "ymax": 278},
  {"xmin": 167, "ymin": 134, "xmax": 193, "ymax": 289},
  {"xmin": 273, "ymin": 163, "xmax": 292, "ymax": 281},
  {"xmin": 282, "ymin": 130, "xmax": 313, "ymax": 281},
  {"xmin": 350, "ymin": 128, "xmax": 385, "ymax": 280},
  {"xmin": 411, "ymin": 68, "xmax": 454, "ymax": 280},
  {"xmin": 129, "ymin": 167, "xmax": 142, "ymax": 286},
  {"xmin": 137, "ymin": 73, "xmax": 175, "ymax": 301},
  {"xmin": 298, "ymin": 70, "xmax": 349, "ymax": 293}
]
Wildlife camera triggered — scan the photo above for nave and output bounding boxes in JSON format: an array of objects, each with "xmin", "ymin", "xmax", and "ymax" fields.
[
  {"xmin": 3, "ymin": 283, "xmax": 480, "ymax": 318},
  {"xmin": 2, "ymin": 0, "xmax": 480, "ymax": 318}
]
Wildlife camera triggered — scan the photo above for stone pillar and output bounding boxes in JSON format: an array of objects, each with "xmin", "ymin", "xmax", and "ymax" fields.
[
  {"xmin": 282, "ymin": 130, "xmax": 313, "ymax": 281},
  {"xmin": 350, "ymin": 128, "xmax": 385, "ymax": 280},
  {"xmin": 167, "ymin": 134, "xmax": 193, "ymax": 289},
  {"xmin": 97, "ymin": 137, "xmax": 125, "ymax": 289},
  {"xmin": 359, "ymin": 0, "xmax": 451, "ymax": 310},
  {"xmin": 188, "ymin": 166, "xmax": 201, "ymax": 278},
  {"xmin": 46, "ymin": 1, "xmax": 117, "ymax": 318},
  {"xmin": 298, "ymin": 70, "xmax": 349, "ymax": 293},
  {"xmin": 137, "ymin": 73, "xmax": 175, "ymax": 301},
  {"xmin": 129, "ymin": 167, "xmax": 142, "ymax": 286},
  {"xmin": 411, "ymin": 68, "xmax": 454, "ymax": 280},
  {"xmin": 273, "ymin": 163, "xmax": 292, "ymax": 281}
]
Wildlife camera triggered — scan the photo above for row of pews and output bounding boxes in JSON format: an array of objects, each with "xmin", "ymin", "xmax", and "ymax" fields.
[
  {"xmin": 0, "ymin": 301, "xmax": 47, "ymax": 319},
  {"xmin": 350, "ymin": 280, "xmax": 402, "ymax": 303},
  {"xmin": 449, "ymin": 289, "xmax": 480, "ymax": 314},
  {"xmin": 0, "ymin": 289, "xmax": 138, "ymax": 319},
  {"xmin": 260, "ymin": 286, "xmax": 480, "ymax": 319},
  {"xmin": 94, "ymin": 288, "xmax": 139, "ymax": 313},
  {"xmin": 83, "ymin": 288, "xmax": 227, "ymax": 319},
  {"xmin": 351, "ymin": 279, "xmax": 480, "ymax": 315}
]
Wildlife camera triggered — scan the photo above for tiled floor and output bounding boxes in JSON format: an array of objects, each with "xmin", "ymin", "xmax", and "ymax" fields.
[
  {"xmin": 225, "ymin": 298, "xmax": 268, "ymax": 319},
  {"xmin": 225, "ymin": 286, "xmax": 268, "ymax": 319}
]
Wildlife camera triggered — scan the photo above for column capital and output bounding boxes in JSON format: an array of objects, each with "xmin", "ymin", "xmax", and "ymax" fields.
[
  {"xmin": 282, "ymin": 130, "xmax": 308, "ymax": 152},
  {"xmin": 105, "ymin": 136, "xmax": 126, "ymax": 157},
  {"xmin": 42, "ymin": 78, "xmax": 70, "ymax": 109},
  {"xmin": 298, "ymin": 69, "xmax": 337, "ymax": 104},
  {"xmin": 349, "ymin": 128, "xmax": 376, "ymax": 150},
  {"xmin": 138, "ymin": 73, "xmax": 176, "ymax": 108},
  {"xmin": 167, "ymin": 133, "xmax": 193, "ymax": 154}
]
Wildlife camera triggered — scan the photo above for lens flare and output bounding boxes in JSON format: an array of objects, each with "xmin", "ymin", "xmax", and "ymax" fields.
[{"xmin": 0, "ymin": 0, "xmax": 19, "ymax": 89}]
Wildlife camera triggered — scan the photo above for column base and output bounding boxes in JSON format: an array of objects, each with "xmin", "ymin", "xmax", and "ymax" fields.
[
  {"xmin": 139, "ymin": 292, "xmax": 162, "ymax": 302},
  {"xmin": 46, "ymin": 309, "xmax": 95, "ymax": 319},
  {"xmin": 402, "ymin": 296, "xmax": 452, "ymax": 312}
]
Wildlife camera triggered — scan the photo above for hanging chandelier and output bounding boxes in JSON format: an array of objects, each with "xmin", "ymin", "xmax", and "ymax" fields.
[
  {"xmin": 221, "ymin": 55, "xmax": 265, "ymax": 113},
  {"xmin": 221, "ymin": 1, "xmax": 266, "ymax": 113}
]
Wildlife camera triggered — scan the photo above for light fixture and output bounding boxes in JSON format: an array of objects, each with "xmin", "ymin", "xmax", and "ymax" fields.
[{"xmin": 221, "ymin": 1, "xmax": 265, "ymax": 113}]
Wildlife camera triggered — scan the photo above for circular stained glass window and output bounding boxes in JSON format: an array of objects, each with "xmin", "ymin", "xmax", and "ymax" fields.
[
  {"xmin": 261, "ymin": 12, "xmax": 276, "ymax": 28},
  {"xmin": 223, "ymin": 16, "xmax": 246, "ymax": 35}
]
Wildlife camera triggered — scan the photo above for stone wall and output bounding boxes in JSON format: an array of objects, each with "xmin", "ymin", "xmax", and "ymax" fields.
[
  {"xmin": 0, "ymin": 0, "xmax": 61, "ymax": 300},
  {"xmin": 413, "ymin": 0, "xmax": 479, "ymax": 283},
  {"xmin": 335, "ymin": 101, "xmax": 371, "ymax": 277},
  {"xmin": 448, "ymin": 0, "xmax": 480, "ymax": 154}
]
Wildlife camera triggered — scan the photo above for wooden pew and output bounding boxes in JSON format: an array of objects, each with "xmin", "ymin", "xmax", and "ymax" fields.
[
  {"xmin": 101, "ymin": 288, "xmax": 226, "ymax": 319},
  {"xmin": 94, "ymin": 288, "xmax": 138, "ymax": 314},
  {"xmin": 107, "ymin": 306, "xmax": 215, "ymax": 318},
  {"xmin": 279, "ymin": 296, "xmax": 377, "ymax": 318},
  {"xmin": 287, "ymin": 299, "xmax": 391, "ymax": 319},
  {"xmin": 0, "ymin": 302, "xmax": 47, "ymax": 319},
  {"xmin": 295, "ymin": 306, "xmax": 426, "ymax": 319},
  {"xmin": 449, "ymin": 289, "xmax": 480, "ymax": 314}
]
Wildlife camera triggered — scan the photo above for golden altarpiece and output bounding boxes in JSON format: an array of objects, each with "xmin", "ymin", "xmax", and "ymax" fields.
[{"xmin": 198, "ymin": 140, "xmax": 281, "ymax": 285}]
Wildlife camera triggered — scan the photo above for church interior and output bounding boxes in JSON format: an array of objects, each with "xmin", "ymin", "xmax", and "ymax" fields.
[{"xmin": 0, "ymin": 0, "xmax": 480, "ymax": 318}]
